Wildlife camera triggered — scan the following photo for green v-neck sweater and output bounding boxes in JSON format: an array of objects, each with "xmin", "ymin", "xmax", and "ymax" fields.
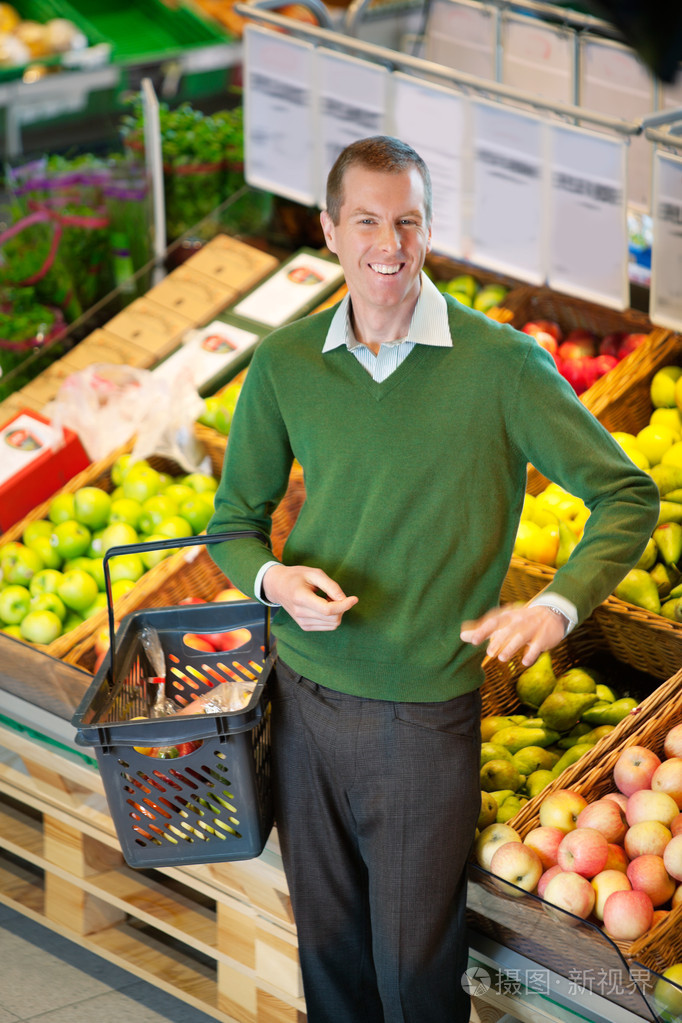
[{"xmin": 207, "ymin": 296, "xmax": 659, "ymax": 702}]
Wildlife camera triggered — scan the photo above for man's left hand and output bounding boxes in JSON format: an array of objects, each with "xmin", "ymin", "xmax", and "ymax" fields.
[{"xmin": 460, "ymin": 604, "xmax": 567, "ymax": 667}]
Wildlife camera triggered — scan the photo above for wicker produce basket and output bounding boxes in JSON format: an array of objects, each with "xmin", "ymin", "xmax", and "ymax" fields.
[
  {"xmin": 501, "ymin": 285, "xmax": 661, "ymax": 415},
  {"xmin": 502, "ymin": 329, "xmax": 682, "ymax": 680},
  {"xmin": 424, "ymin": 252, "xmax": 526, "ymax": 324},
  {"xmin": 507, "ymin": 665, "xmax": 682, "ymax": 964}
]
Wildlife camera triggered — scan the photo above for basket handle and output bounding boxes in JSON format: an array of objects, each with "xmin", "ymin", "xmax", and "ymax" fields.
[{"xmin": 103, "ymin": 529, "xmax": 270, "ymax": 683}]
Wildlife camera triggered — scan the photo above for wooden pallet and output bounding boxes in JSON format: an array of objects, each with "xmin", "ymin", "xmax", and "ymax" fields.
[{"xmin": 0, "ymin": 722, "xmax": 305, "ymax": 1023}]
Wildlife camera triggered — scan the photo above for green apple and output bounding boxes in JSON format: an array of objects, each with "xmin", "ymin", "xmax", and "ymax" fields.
[
  {"xmin": 1, "ymin": 544, "xmax": 44, "ymax": 586},
  {"xmin": 215, "ymin": 406, "xmax": 233, "ymax": 435},
  {"xmin": 662, "ymin": 442, "xmax": 682, "ymax": 469},
  {"xmin": 0, "ymin": 584, "xmax": 31, "ymax": 624},
  {"xmin": 122, "ymin": 465, "xmax": 163, "ymax": 503},
  {"xmin": 111, "ymin": 578, "xmax": 136, "ymax": 601},
  {"xmin": 650, "ymin": 407, "xmax": 682, "ymax": 437},
  {"xmin": 83, "ymin": 592, "xmax": 109, "ymax": 617},
  {"xmin": 163, "ymin": 484, "xmax": 194, "ymax": 507},
  {"xmin": 109, "ymin": 552, "xmax": 145, "ymax": 583},
  {"xmin": 182, "ymin": 472, "xmax": 218, "ymax": 495},
  {"xmin": 20, "ymin": 609, "xmax": 62, "ymax": 644},
  {"xmin": 88, "ymin": 529, "xmax": 106, "ymax": 558},
  {"xmin": 29, "ymin": 568, "xmax": 64, "ymax": 597},
  {"xmin": 73, "ymin": 486, "xmax": 112, "ymax": 530},
  {"xmin": 636, "ymin": 424, "xmax": 678, "ymax": 466},
  {"xmin": 88, "ymin": 558, "xmax": 106, "ymax": 591},
  {"xmin": 29, "ymin": 592, "xmax": 67, "ymax": 622},
  {"xmin": 140, "ymin": 534, "xmax": 175, "ymax": 570},
  {"xmin": 653, "ymin": 962, "xmax": 682, "ymax": 1020},
  {"xmin": 110, "ymin": 485, "xmax": 125, "ymax": 501},
  {"xmin": 25, "ymin": 535, "xmax": 62, "ymax": 569},
  {"xmin": 50, "ymin": 520, "xmax": 92, "ymax": 562},
  {"xmin": 110, "ymin": 453, "xmax": 134, "ymax": 486},
  {"xmin": 1, "ymin": 624, "xmax": 22, "ymax": 639},
  {"xmin": 100, "ymin": 521, "xmax": 138, "ymax": 554},
  {"xmin": 197, "ymin": 395, "xmax": 221, "ymax": 429},
  {"xmin": 157, "ymin": 472, "xmax": 172, "ymax": 490},
  {"xmin": 48, "ymin": 492, "xmax": 76, "ymax": 525},
  {"xmin": 0, "ymin": 541, "xmax": 24, "ymax": 564},
  {"xmin": 109, "ymin": 497, "xmax": 143, "ymax": 529},
  {"xmin": 650, "ymin": 366, "xmax": 682, "ymax": 409},
  {"xmin": 57, "ymin": 569, "xmax": 99, "ymax": 613},
  {"xmin": 22, "ymin": 519, "xmax": 53, "ymax": 547},
  {"xmin": 180, "ymin": 495, "xmax": 213, "ymax": 533},
  {"xmin": 157, "ymin": 515, "xmax": 192, "ymax": 539},
  {"xmin": 63, "ymin": 612, "xmax": 85, "ymax": 632},
  {"xmin": 138, "ymin": 494, "xmax": 179, "ymax": 535},
  {"xmin": 63, "ymin": 556, "xmax": 94, "ymax": 575}
]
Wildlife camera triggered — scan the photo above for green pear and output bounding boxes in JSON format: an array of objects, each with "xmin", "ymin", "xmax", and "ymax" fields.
[
  {"xmin": 556, "ymin": 520, "xmax": 578, "ymax": 568},
  {"xmin": 480, "ymin": 760, "xmax": 523, "ymax": 793},
  {"xmin": 582, "ymin": 697, "xmax": 639, "ymax": 726},
  {"xmin": 554, "ymin": 668, "xmax": 597, "ymax": 694},
  {"xmin": 477, "ymin": 792, "xmax": 498, "ymax": 830},
  {"xmin": 474, "ymin": 284, "xmax": 508, "ymax": 313},
  {"xmin": 650, "ymin": 561, "xmax": 678, "ymax": 598},
  {"xmin": 558, "ymin": 724, "xmax": 615, "ymax": 748},
  {"xmin": 614, "ymin": 569, "xmax": 661, "ymax": 613},
  {"xmin": 537, "ymin": 691, "xmax": 599, "ymax": 732},
  {"xmin": 657, "ymin": 501, "xmax": 682, "ymax": 526},
  {"xmin": 665, "ymin": 488, "xmax": 682, "ymax": 504},
  {"xmin": 526, "ymin": 769, "xmax": 555, "ymax": 798},
  {"xmin": 654, "ymin": 521, "xmax": 682, "ymax": 567},
  {"xmin": 488, "ymin": 789, "xmax": 516, "ymax": 806},
  {"xmin": 490, "ymin": 725, "xmax": 561, "ymax": 753},
  {"xmin": 636, "ymin": 537, "xmax": 658, "ymax": 570},
  {"xmin": 496, "ymin": 794, "xmax": 527, "ymax": 823},
  {"xmin": 661, "ymin": 597, "xmax": 681, "ymax": 620},
  {"xmin": 480, "ymin": 742, "xmax": 514, "ymax": 766},
  {"xmin": 512, "ymin": 745, "xmax": 557, "ymax": 776},
  {"xmin": 650, "ymin": 463, "xmax": 682, "ymax": 496},
  {"xmin": 595, "ymin": 683, "xmax": 617, "ymax": 703},
  {"xmin": 515, "ymin": 651, "xmax": 556, "ymax": 709},
  {"xmin": 551, "ymin": 742, "xmax": 595, "ymax": 777},
  {"xmin": 480, "ymin": 715, "xmax": 521, "ymax": 742}
]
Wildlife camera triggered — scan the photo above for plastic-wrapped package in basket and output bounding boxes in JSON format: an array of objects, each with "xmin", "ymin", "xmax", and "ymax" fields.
[{"xmin": 72, "ymin": 531, "xmax": 275, "ymax": 869}]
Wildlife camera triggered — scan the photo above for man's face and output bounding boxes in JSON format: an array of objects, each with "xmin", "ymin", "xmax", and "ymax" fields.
[{"xmin": 320, "ymin": 164, "xmax": 432, "ymax": 324}]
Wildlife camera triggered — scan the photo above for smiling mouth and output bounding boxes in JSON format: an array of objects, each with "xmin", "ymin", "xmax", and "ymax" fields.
[{"xmin": 369, "ymin": 263, "xmax": 403, "ymax": 275}]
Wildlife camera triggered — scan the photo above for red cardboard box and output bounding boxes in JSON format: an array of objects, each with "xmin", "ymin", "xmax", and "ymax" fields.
[{"xmin": 0, "ymin": 409, "xmax": 90, "ymax": 533}]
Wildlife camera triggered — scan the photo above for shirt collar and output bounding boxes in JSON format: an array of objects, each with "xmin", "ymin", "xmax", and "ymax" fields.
[{"xmin": 322, "ymin": 271, "xmax": 452, "ymax": 354}]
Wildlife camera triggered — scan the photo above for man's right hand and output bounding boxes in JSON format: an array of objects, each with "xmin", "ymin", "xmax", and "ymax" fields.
[{"xmin": 263, "ymin": 564, "xmax": 358, "ymax": 631}]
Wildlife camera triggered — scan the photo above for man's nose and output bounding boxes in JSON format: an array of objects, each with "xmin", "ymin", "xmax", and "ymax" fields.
[{"xmin": 377, "ymin": 222, "xmax": 399, "ymax": 251}]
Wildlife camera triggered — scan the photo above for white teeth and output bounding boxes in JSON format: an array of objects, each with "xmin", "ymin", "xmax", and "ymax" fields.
[{"xmin": 370, "ymin": 263, "xmax": 401, "ymax": 275}]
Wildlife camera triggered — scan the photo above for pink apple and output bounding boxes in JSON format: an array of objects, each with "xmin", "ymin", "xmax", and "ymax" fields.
[
  {"xmin": 537, "ymin": 864, "xmax": 564, "ymax": 899},
  {"xmin": 474, "ymin": 823, "xmax": 522, "ymax": 872},
  {"xmin": 602, "ymin": 791, "xmax": 628, "ymax": 813},
  {"xmin": 627, "ymin": 854, "xmax": 676, "ymax": 907},
  {"xmin": 600, "ymin": 332, "xmax": 626, "ymax": 359},
  {"xmin": 624, "ymin": 821, "xmax": 672, "ymax": 860},
  {"xmin": 178, "ymin": 597, "xmax": 205, "ymax": 605},
  {"xmin": 604, "ymin": 843, "xmax": 630, "ymax": 874},
  {"xmin": 652, "ymin": 758, "xmax": 682, "ymax": 810},
  {"xmin": 557, "ymin": 828, "xmax": 609, "ymax": 878},
  {"xmin": 614, "ymin": 746, "xmax": 662, "ymax": 797},
  {"xmin": 663, "ymin": 834, "xmax": 682, "ymax": 882},
  {"xmin": 674, "ymin": 884, "xmax": 682, "ymax": 908},
  {"xmin": 490, "ymin": 841, "xmax": 543, "ymax": 896},
  {"xmin": 652, "ymin": 909, "xmax": 670, "ymax": 927},
  {"xmin": 665, "ymin": 723, "xmax": 682, "ymax": 759},
  {"xmin": 602, "ymin": 888, "xmax": 654, "ymax": 941},
  {"xmin": 576, "ymin": 799, "xmax": 627, "ymax": 844},
  {"xmin": 539, "ymin": 789, "xmax": 588, "ymax": 833},
  {"xmin": 671, "ymin": 813, "xmax": 682, "ymax": 838},
  {"xmin": 212, "ymin": 587, "xmax": 248, "ymax": 601},
  {"xmin": 591, "ymin": 869, "xmax": 632, "ymax": 921},
  {"xmin": 523, "ymin": 826, "xmax": 565, "ymax": 870},
  {"xmin": 618, "ymin": 333, "xmax": 648, "ymax": 360},
  {"xmin": 543, "ymin": 870, "xmax": 595, "ymax": 919},
  {"xmin": 626, "ymin": 789, "xmax": 679, "ymax": 828}
]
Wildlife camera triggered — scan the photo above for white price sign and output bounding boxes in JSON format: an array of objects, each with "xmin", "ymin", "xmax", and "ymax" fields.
[
  {"xmin": 244, "ymin": 26, "xmax": 317, "ymax": 205},
  {"xmin": 502, "ymin": 13, "xmax": 574, "ymax": 105},
  {"xmin": 650, "ymin": 151, "xmax": 682, "ymax": 332},
  {"xmin": 317, "ymin": 49, "xmax": 389, "ymax": 207},
  {"xmin": 548, "ymin": 123, "xmax": 628, "ymax": 309},
  {"xmin": 424, "ymin": 0, "xmax": 496, "ymax": 80},
  {"xmin": 389, "ymin": 73, "xmax": 467, "ymax": 258},
  {"xmin": 470, "ymin": 100, "xmax": 546, "ymax": 283}
]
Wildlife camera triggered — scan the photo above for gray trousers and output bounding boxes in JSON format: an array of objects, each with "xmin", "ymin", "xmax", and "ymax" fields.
[{"xmin": 271, "ymin": 658, "xmax": 482, "ymax": 1023}]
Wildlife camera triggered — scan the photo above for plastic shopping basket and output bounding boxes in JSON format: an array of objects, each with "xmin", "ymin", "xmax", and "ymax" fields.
[{"xmin": 72, "ymin": 531, "xmax": 275, "ymax": 869}]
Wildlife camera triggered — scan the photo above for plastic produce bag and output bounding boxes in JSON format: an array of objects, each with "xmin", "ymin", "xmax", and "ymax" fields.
[{"xmin": 44, "ymin": 363, "xmax": 209, "ymax": 470}]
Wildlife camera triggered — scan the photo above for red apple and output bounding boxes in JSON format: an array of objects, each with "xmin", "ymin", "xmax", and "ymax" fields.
[
  {"xmin": 627, "ymin": 854, "xmax": 676, "ymax": 906},
  {"xmin": 576, "ymin": 798, "xmax": 627, "ymax": 844},
  {"xmin": 614, "ymin": 746, "xmax": 662, "ymax": 797},
  {"xmin": 490, "ymin": 841, "xmax": 543, "ymax": 896},
  {"xmin": 600, "ymin": 332, "xmax": 626, "ymax": 358},
  {"xmin": 652, "ymin": 758, "xmax": 682, "ymax": 809},
  {"xmin": 652, "ymin": 909, "xmax": 670, "ymax": 926},
  {"xmin": 602, "ymin": 888, "xmax": 654, "ymax": 941},
  {"xmin": 523, "ymin": 826, "xmax": 565, "ymax": 870},
  {"xmin": 183, "ymin": 633, "xmax": 216, "ymax": 652},
  {"xmin": 626, "ymin": 789, "xmax": 679, "ymax": 829},
  {"xmin": 474, "ymin": 823, "xmax": 522, "ymax": 871},
  {"xmin": 522, "ymin": 319, "xmax": 563, "ymax": 343},
  {"xmin": 539, "ymin": 789, "xmax": 588, "ymax": 833},
  {"xmin": 557, "ymin": 827, "xmax": 609, "ymax": 878},
  {"xmin": 624, "ymin": 821, "xmax": 672, "ymax": 860},
  {"xmin": 178, "ymin": 597, "xmax": 206, "ymax": 605},
  {"xmin": 591, "ymin": 354, "xmax": 618, "ymax": 380},
  {"xmin": 563, "ymin": 328, "xmax": 598, "ymax": 357},
  {"xmin": 198, "ymin": 626, "xmax": 252, "ymax": 652},
  {"xmin": 543, "ymin": 870, "xmax": 596, "ymax": 919},
  {"xmin": 559, "ymin": 358, "xmax": 590, "ymax": 395},
  {"xmin": 665, "ymin": 724, "xmax": 682, "ymax": 760},
  {"xmin": 212, "ymin": 587, "xmax": 249, "ymax": 602},
  {"xmin": 591, "ymin": 869, "xmax": 632, "ymax": 921},
  {"xmin": 671, "ymin": 813, "xmax": 682, "ymax": 838},
  {"xmin": 663, "ymin": 834, "xmax": 682, "ymax": 882},
  {"xmin": 674, "ymin": 885, "xmax": 682, "ymax": 908},
  {"xmin": 602, "ymin": 791, "xmax": 628, "ymax": 813},
  {"xmin": 537, "ymin": 864, "xmax": 564, "ymax": 898},
  {"xmin": 93, "ymin": 649, "xmax": 107, "ymax": 674},
  {"xmin": 618, "ymin": 333, "xmax": 648, "ymax": 360}
]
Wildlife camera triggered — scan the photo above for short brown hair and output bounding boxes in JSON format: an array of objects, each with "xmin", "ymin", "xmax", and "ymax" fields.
[{"xmin": 325, "ymin": 135, "xmax": 432, "ymax": 226}]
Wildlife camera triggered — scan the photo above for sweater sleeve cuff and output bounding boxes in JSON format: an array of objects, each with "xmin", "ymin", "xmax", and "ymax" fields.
[
  {"xmin": 528, "ymin": 592, "xmax": 578, "ymax": 635},
  {"xmin": 254, "ymin": 560, "xmax": 282, "ymax": 606}
]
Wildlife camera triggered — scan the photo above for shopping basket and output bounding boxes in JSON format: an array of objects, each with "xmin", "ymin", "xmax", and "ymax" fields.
[{"xmin": 72, "ymin": 531, "xmax": 275, "ymax": 869}]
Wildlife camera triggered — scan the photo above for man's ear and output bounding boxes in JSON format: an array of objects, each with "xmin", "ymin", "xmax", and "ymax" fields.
[{"xmin": 320, "ymin": 209, "xmax": 337, "ymax": 253}]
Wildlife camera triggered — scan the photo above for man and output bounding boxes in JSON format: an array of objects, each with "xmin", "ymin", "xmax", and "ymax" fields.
[{"xmin": 207, "ymin": 136, "xmax": 658, "ymax": 1022}]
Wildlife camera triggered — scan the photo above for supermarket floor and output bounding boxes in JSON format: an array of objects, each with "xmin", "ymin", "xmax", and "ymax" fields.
[
  {"xmin": 0, "ymin": 903, "xmax": 220, "ymax": 1023},
  {"xmin": 0, "ymin": 899, "xmax": 512, "ymax": 1023}
]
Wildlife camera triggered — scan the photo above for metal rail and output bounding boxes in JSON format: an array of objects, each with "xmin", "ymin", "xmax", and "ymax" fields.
[{"xmin": 235, "ymin": 0, "xmax": 642, "ymax": 136}]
